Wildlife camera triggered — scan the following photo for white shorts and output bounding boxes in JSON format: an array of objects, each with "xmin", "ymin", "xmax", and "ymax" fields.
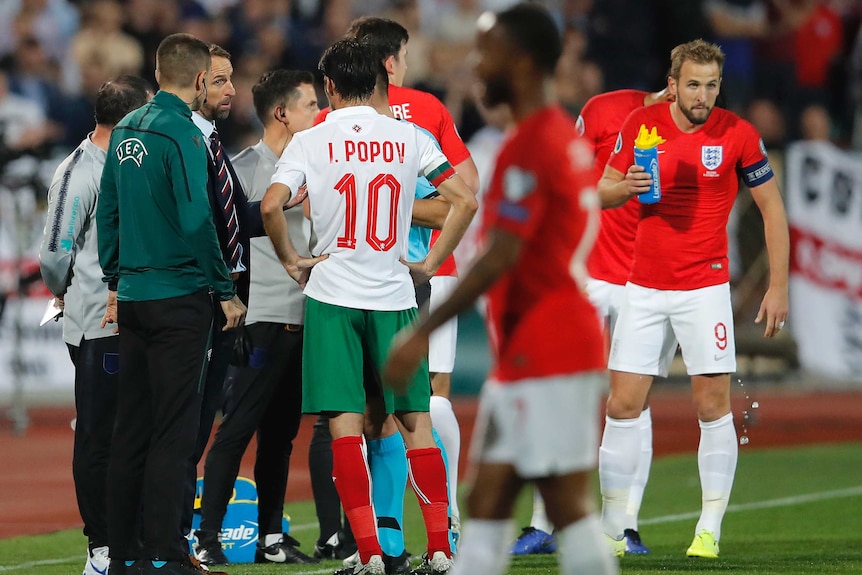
[
  {"xmin": 471, "ymin": 373, "xmax": 605, "ymax": 478},
  {"xmin": 609, "ymin": 282, "xmax": 735, "ymax": 376},
  {"xmin": 585, "ymin": 278, "xmax": 626, "ymax": 335},
  {"xmin": 429, "ymin": 275, "xmax": 458, "ymax": 373}
]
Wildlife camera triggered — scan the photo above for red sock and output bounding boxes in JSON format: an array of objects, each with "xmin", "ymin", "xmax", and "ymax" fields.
[
  {"xmin": 407, "ymin": 447, "xmax": 451, "ymax": 558},
  {"xmin": 332, "ymin": 436, "xmax": 382, "ymax": 563}
]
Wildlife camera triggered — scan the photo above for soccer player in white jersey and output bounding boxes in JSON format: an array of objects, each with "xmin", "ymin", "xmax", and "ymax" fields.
[{"xmin": 261, "ymin": 39, "xmax": 476, "ymax": 575}]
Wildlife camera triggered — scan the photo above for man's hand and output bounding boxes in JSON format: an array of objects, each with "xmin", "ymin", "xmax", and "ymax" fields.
[
  {"xmin": 383, "ymin": 327, "xmax": 429, "ymax": 394},
  {"xmin": 100, "ymin": 290, "xmax": 119, "ymax": 333},
  {"xmin": 284, "ymin": 185, "xmax": 308, "ymax": 210},
  {"xmin": 284, "ymin": 254, "xmax": 329, "ymax": 289},
  {"xmin": 220, "ymin": 295, "xmax": 247, "ymax": 331},
  {"xmin": 755, "ymin": 285, "xmax": 789, "ymax": 338},
  {"xmin": 54, "ymin": 295, "xmax": 65, "ymax": 311},
  {"xmin": 401, "ymin": 258, "xmax": 436, "ymax": 286},
  {"xmin": 624, "ymin": 164, "xmax": 653, "ymax": 197}
]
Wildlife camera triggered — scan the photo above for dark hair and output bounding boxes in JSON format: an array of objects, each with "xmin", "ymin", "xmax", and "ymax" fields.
[
  {"xmin": 344, "ymin": 17, "xmax": 408, "ymax": 61},
  {"xmin": 155, "ymin": 33, "xmax": 211, "ymax": 88},
  {"xmin": 318, "ymin": 39, "xmax": 378, "ymax": 102},
  {"xmin": 94, "ymin": 74, "xmax": 152, "ymax": 126},
  {"xmin": 252, "ymin": 69, "xmax": 315, "ymax": 124},
  {"xmin": 495, "ymin": 3, "xmax": 562, "ymax": 75},
  {"xmin": 358, "ymin": 39, "xmax": 390, "ymax": 94}
]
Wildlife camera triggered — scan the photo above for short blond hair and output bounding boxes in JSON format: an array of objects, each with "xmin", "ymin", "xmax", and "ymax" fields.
[{"xmin": 669, "ymin": 39, "xmax": 725, "ymax": 80}]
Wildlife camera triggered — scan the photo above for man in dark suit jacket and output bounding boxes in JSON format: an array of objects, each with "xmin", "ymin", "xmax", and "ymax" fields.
[{"xmin": 183, "ymin": 44, "xmax": 265, "ymax": 549}]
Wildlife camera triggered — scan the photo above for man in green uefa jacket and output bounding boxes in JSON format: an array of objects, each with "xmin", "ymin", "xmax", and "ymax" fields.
[{"xmin": 96, "ymin": 32, "xmax": 246, "ymax": 575}]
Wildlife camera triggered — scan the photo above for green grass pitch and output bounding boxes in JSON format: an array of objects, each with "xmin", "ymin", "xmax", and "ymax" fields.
[{"xmin": 2, "ymin": 443, "xmax": 860, "ymax": 574}]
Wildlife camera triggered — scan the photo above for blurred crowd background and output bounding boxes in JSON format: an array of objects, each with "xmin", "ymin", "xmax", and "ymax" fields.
[{"xmin": 1, "ymin": 0, "xmax": 861, "ymax": 164}]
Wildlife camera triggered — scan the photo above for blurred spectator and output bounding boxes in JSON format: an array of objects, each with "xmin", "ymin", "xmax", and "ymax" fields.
[
  {"xmin": 556, "ymin": 24, "xmax": 602, "ymax": 117},
  {"xmin": 705, "ymin": 0, "xmax": 769, "ymax": 113},
  {"xmin": 799, "ymin": 103, "xmax": 833, "ymax": 141},
  {"xmin": 70, "ymin": 0, "xmax": 144, "ymax": 96},
  {"xmin": 792, "ymin": 0, "xmax": 843, "ymax": 109},
  {"xmin": 0, "ymin": 68, "xmax": 55, "ymax": 172},
  {"xmin": 746, "ymin": 97, "xmax": 787, "ymax": 148},
  {"xmin": 123, "ymin": 0, "xmax": 178, "ymax": 81},
  {"xmin": 384, "ymin": 0, "xmax": 433, "ymax": 86},
  {"xmin": 585, "ymin": 0, "xmax": 660, "ymax": 91},
  {"xmin": 0, "ymin": 0, "xmax": 79, "ymax": 63}
]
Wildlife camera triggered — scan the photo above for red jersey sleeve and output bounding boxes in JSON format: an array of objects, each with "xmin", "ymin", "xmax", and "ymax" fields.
[
  {"xmin": 736, "ymin": 120, "xmax": 775, "ymax": 188},
  {"xmin": 433, "ymin": 99, "xmax": 471, "ymax": 167},
  {"xmin": 486, "ymin": 159, "xmax": 547, "ymax": 242}
]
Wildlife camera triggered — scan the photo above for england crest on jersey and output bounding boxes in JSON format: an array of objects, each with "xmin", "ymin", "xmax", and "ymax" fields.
[{"xmin": 701, "ymin": 146, "xmax": 723, "ymax": 170}]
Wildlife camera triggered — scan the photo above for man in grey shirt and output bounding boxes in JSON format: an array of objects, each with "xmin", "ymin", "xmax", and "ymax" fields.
[
  {"xmin": 38, "ymin": 74, "xmax": 152, "ymax": 575},
  {"xmin": 194, "ymin": 69, "xmax": 319, "ymax": 567}
]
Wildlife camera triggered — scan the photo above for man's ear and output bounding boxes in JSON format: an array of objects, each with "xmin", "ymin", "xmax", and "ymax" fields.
[{"xmin": 384, "ymin": 54, "xmax": 397, "ymax": 76}]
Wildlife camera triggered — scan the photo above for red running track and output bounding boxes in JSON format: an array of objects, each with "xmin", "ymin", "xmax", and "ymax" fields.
[{"xmin": 2, "ymin": 388, "xmax": 861, "ymax": 539}]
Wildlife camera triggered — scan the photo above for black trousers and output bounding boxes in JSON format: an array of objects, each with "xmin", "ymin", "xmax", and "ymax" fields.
[
  {"xmin": 180, "ymin": 306, "xmax": 237, "ymax": 536},
  {"xmin": 199, "ymin": 322, "xmax": 304, "ymax": 537},
  {"xmin": 107, "ymin": 291, "xmax": 212, "ymax": 561},
  {"xmin": 68, "ymin": 335, "xmax": 120, "ymax": 550}
]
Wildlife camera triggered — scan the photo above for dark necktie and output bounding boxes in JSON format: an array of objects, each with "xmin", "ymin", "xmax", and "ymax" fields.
[{"xmin": 209, "ymin": 129, "xmax": 240, "ymax": 269}]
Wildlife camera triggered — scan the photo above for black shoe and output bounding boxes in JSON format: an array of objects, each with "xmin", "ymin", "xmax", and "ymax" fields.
[
  {"xmin": 255, "ymin": 534, "xmax": 319, "ymax": 564},
  {"xmin": 314, "ymin": 530, "xmax": 358, "ymax": 560},
  {"xmin": 187, "ymin": 554, "xmax": 228, "ymax": 575},
  {"xmin": 192, "ymin": 531, "xmax": 228, "ymax": 566},
  {"xmin": 384, "ymin": 550, "xmax": 412, "ymax": 574},
  {"xmin": 109, "ymin": 559, "xmax": 142, "ymax": 575}
]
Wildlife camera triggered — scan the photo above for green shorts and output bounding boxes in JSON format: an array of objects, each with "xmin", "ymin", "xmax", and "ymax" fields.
[{"xmin": 302, "ymin": 297, "xmax": 430, "ymax": 414}]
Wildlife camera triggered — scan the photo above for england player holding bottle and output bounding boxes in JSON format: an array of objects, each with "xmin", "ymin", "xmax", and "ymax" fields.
[{"xmin": 598, "ymin": 39, "xmax": 789, "ymax": 559}]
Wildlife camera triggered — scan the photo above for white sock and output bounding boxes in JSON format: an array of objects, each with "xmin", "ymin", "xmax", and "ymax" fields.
[
  {"xmin": 557, "ymin": 515, "xmax": 619, "ymax": 575},
  {"xmin": 264, "ymin": 533, "xmax": 282, "ymax": 546},
  {"xmin": 626, "ymin": 407, "xmax": 653, "ymax": 531},
  {"xmin": 695, "ymin": 413, "xmax": 738, "ymax": 540},
  {"xmin": 448, "ymin": 519, "xmax": 514, "ymax": 575},
  {"xmin": 599, "ymin": 416, "xmax": 641, "ymax": 539},
  {"xmin": 530, "ymin": 488, "xmax": 553, "ymax": 534},
  {"xmin": 430, "ymin": 395, "xmax": 461, "ymax": 519}
]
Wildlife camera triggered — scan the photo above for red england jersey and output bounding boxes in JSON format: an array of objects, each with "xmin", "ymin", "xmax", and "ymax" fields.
[
  {"xmin": 389, "ymin": 85, "xmax": 471, "ymax": 277},
  {"xmin": 482, "ymin": 106, "xmax": 605, "ymax": 383},
  {"xmin": 607, "ymin": 103, "xmax": 773, "ymax": 290},
  {"xmin": 316, "ymin": 85, "xmax": 473, "ymax": 276},
  {"xmin": 578, "ymin": 89, "xmax": 646, "ymax": 285}
]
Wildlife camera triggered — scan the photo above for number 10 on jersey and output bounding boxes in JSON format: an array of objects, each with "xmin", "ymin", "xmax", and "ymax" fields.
[{"xmin": 334, "ymin": 173, "xmax": 401, "ymax": 252}]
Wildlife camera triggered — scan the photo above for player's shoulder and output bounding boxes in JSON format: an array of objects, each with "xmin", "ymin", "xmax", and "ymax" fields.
[
  {"xmin": 708, "ymin": 107, "xmax": 759, "ymax": 137},
  {"xmin": 230, "ymin": 144, "xmax": 262, "ymax": 169}
]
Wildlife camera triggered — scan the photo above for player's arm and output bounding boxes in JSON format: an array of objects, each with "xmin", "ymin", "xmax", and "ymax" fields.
[
  {"xmin": 749, "ymin": 177, "xmax": 789, "ymax": 338},
  {"xmin": 412, "ymin": 196, "xmax": 450, "ymax": 230},
  {"xmin": 597, "ymin": 163, "xmax": 652, "ymax": 208},
  {"xmin": 453, "ymin": 156, "xmax": 479, "ymax": 196},
  {"xmin": 384, "ymin": 228, "xmax": 518, "ymax": 389},
  {"xmin": 40, "ymin": 159, "xmax": 95, "ymax": 296},
  {"xmin": 262, "ymin": 152, "xmax": 327, "ymax": 287},
  {"xmin": 261, "ymin": 181, "xmax": 302, "ymax": 267}
]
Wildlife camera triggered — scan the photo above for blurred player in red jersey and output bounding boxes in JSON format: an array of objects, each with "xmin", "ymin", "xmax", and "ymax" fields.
[
  {"xmin": 385, "ymin": 5, "xmax": 618, "ymax": 575},
  {"xmin": 598, "ymin": 39, "xmax": 789, "ymax": 559},
  {"xmin": 514, "ymin": 87, "xmax": 675, "ymax": 557}
]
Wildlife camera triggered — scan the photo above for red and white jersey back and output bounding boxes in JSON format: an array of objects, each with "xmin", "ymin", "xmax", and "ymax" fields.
[
  {"xmin": 271, "ymin": 106, "xmax": 454, "ymax": 310},
  {"xmin": 482, "ymin": 106, "xmax": 605, "ymax": 383},
  {"xmin": 607, "ymin": 103, "xmax": 770, "ymax": 290},
  {"xmin": 316, "ymin": 86, "xmax": 473, "ymax": 277},
  {"xmin": 578, "ymin": 89, "xmax": 645, "ymax": 285}
]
